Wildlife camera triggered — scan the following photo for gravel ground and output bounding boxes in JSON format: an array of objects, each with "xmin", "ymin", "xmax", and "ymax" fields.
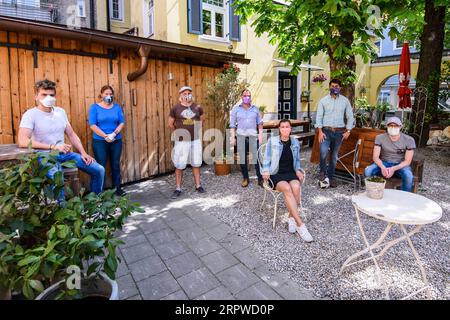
[{"xmin": 160, "ymin": 147, "xmax": 449, "ymax": 300}]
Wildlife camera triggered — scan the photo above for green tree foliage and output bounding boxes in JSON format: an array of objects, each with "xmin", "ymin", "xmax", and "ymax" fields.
[{"xmin": 234, "ymin": 0, "xmax": 414, "ymax": 103}]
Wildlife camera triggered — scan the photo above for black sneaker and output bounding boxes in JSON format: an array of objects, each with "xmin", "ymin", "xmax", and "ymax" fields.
[
  {"xmin": 115, "ymin": 188, "xmax": 126, "ymax": 196},
  {"xmin": 195, "ymin": 186, "xmax": 206, "ymax": 193},
  {"xmin": 171, "ymin": 189, "xmax": 182, "ymax": 199},
  {"xmin": 329, "ymin": 180, "xmax": 337, "ymax": 188}
]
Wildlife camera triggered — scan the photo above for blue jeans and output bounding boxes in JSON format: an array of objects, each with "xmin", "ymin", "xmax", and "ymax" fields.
[
  {"xmin": 364, "ymin": 161, "xmax": 414, "ymax": 192},
  {"xmin": 92, "ymin": 139, "xmax": 123, "ymax": 189},
  {"xmin": 319, "ymin": 128, "xmax": 343, "ymax": 180},
  {"xmin": 236, "ymin": 135, "xmax": 262, "ymax": 181},
  {"xmin": 46, "ymin": 152, "xmax": 105, "ymax": 196}
]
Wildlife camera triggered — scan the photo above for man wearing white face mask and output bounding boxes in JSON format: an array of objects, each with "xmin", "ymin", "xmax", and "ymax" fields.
[
  {"xmin": 168, "ymin": 86, "xmax": 206, "ymax": 199},
  {"xmin": 18, "ymin": 79, "xmax": 105, "ymax": 196},
  {"xmin": 364, "ymin": 116, "xmax": 416, "ymax": 192}
]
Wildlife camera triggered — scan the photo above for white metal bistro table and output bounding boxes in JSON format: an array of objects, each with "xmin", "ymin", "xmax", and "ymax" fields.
[{"xmin": 340, "ymin": 189, "xmax": 442, "ymax": 300}]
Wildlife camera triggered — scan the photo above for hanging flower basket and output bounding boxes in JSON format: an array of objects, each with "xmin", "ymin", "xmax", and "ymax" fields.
[{"xmin": 312, "ymin": 74, "xmax": 327, "ymax": 84}]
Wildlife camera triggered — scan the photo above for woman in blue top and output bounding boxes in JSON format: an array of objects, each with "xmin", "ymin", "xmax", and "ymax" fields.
[
  {"xmin": 89, "ymin": 85, "xmax": 125, "ymax": 196},
  {"xmin": 261, "ymin": 119, "xmax": 313, "ymax": 242}
]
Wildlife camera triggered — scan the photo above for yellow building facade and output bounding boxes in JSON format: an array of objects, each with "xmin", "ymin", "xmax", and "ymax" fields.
[{"xmin": 96, "ymin": 1, "xmax": 448, "ymax": 121}]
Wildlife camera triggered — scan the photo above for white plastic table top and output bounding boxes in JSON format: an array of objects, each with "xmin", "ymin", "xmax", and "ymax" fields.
[{"xmin": 352, "ymin": 189, "xmax": 442, "ymax": 225}]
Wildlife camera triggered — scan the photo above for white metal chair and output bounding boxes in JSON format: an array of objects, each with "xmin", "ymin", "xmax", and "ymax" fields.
[
  {"xmin": 257, "ymin": 142, "xmax": 307, "ymax": 229},
  {"xmin": 335, "ymin": 138, "xmax": 363, "ymax": 189}
]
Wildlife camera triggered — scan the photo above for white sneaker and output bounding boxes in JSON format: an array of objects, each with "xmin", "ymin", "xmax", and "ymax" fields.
[
  {"xmin": 319, "ymin": 177, "xmax": 330, "ymax": 189},
  {"xmin": 297, "ymin": 224, "xmax": 313, "ymax": 242},
  {"xmin": 288, "ymin": 217, "xmax": 296, "ymax": 234}
]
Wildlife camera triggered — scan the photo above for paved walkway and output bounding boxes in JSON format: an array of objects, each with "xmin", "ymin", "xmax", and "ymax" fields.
[{"xmin": 115, "ymin": 178, "xmax": 319, "ymax": 300}]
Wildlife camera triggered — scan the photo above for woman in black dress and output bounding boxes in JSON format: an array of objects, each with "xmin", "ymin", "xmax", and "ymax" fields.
[{"xmin": 261, "ymin": 119, "xmax": 313, "ymax": 242}]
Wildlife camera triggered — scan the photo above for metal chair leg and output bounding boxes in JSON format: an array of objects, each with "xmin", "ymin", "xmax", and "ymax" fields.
[
  {"xmin": 260, "ymin": 189, "xmax": 267, "ymax": 211},
  {"xmin": 273, "ymin": 197, "xmax": 278, "ymax": 229}
]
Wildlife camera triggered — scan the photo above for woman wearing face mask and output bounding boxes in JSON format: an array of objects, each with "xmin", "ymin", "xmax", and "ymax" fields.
[
  {"xmin": 260, "ymin": 119, "xmax": 313, "ymax": 242},
  {"xmin": 88, "ymin": 85, "xmax": 125, "ymax": 196},
  {"xmin": 364, "ymin": 116, "xmax": 416, "ymax": 192}
]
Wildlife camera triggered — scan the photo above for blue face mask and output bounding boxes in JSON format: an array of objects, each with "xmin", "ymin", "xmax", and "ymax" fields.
[
  {"xmin": 103, "ymin": 95, "xmax": 113, "ymax": 104},
  {"xmin": 330, "ymin": 88, "xmax": 340, "ymax": 95}
]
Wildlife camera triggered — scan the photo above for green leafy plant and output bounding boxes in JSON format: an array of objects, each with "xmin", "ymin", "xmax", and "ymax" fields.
[
  {"xmin": 207, "ymin": 62, "xmax": 248, "ymax": 159},
  {"xmin": 0, "ymin": 151, "xmax": 143, "ymax": 299},
  {"xmin": 233, "ymin": 0, "xmax": 417, "ymax": 103},
  {"xmin": 366, "ymin": 176, "xmax": 386, "ymax": 183}
]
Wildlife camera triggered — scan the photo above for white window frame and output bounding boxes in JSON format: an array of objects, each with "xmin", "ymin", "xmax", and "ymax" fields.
[
  {"xmin": 109, "ymin": 0, "xmax": 124, "ymax": 21},
  {"xmin": 142, "ymin": 0, "xmax": 154, "ymax": 37},
  {"xmin": 374, "ymin": 38, "xmax": 382, "ymax": 57},
  {"xmin": 393, "ymin": 38, "xmax": 403, "ymax": 51},
  {"xmin": 200, "ymin": 0, "xmax": 229, "ymax": 43},
  {"xmin": 77, "ymin": 0, "xmax": 86, "ymax": 18}
]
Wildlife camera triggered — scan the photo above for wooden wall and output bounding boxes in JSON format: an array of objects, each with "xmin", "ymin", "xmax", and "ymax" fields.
[{"xmin": 0, "ymin": 31, "xmax": 221, "ymax": 186}]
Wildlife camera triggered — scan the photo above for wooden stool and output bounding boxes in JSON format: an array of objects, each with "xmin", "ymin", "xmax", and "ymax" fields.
[{"xmin": 63, "ymin": 167, "xmax": 80, "ymax": 196}]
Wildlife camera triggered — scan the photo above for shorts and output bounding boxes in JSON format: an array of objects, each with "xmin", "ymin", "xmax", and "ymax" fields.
[{"xmin": 172, "ymin": 139, "xmax": 203, "ymax": 170}]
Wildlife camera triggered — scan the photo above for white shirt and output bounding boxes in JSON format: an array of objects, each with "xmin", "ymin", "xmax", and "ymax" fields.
[{"xmin": 19, "ymin": 107, "xmax": 68, "ymax": 146}]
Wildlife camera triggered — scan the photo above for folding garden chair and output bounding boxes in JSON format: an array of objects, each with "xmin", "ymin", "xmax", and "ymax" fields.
[{"xmin": 257, "ymin": 142, "xmax": 307, "ymax": 229}]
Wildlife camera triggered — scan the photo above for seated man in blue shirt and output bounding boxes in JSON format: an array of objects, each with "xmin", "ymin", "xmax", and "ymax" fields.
[
  {"xmin": 315, "ymin": 79, "xmax": 354, "ymax": 188},
  {"xmin": 230, "ymin": 89, "xmax": 264, "ymax": 187}
]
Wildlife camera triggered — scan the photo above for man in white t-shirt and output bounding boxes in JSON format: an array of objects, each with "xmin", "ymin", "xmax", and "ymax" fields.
[{"xmin": 18, "ymin": 79, "xmax": 105, "ymax": 195}]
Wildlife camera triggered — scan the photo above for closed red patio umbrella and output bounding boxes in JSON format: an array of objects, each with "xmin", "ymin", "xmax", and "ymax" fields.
[{"xmin": 398, "ymin": 42, "xmax": 412, "ymax": 109}]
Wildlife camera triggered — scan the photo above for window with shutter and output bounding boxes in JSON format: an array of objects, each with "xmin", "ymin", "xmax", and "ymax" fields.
[
  {"xmin": 188, "ymin": 0, "xmax": 202, "ymax": 35},
  {"xmin": 229, "ymin": 0, "xmax": 241, "ymax": 41}
]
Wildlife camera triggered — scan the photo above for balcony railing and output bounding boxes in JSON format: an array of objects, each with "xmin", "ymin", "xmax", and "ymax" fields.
[{"xmin": 0, "ymin": 2, "xmax": 58, "ymax": 23}]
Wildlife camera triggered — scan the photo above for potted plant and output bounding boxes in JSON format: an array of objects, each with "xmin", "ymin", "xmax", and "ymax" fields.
[
  {"xmin": 259, "ymin": 105, "xmax": 266, "ymax": 120},
  {"xmin": 213, "ymin": 154, "xmax": 233, "ymax": 176},
  {"xmin": 0, "ymin": 151, "xmax": 142, "ymax": 300},
  {"xmin": 207, "ymin": 62, "xmax": 248, "ymax": 176},
  {"xmin": 365, "ymin": 176, "xmax": 386, "ymax": 199}
]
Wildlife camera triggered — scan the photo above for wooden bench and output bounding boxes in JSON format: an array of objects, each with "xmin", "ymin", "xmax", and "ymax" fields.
[
  {"xmin": 291, "ymin": 131, "xmax": 316, "ymax": 147},
  {"xmin": 384, "ymin": 159, "xmax": 424, "ymax": 193},
  {"xmin": 63, "ymin": 167, "xmax": 81, "ymax": 196}
]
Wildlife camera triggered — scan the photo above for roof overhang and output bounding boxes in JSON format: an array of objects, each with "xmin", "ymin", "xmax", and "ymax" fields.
[
  {"xmin": 272, "ymin": 58, "xmax": 324, "ymax": 71},
  {"xmin": 0, "ymin": 16, "xmax": 251, "ymax": 68}
]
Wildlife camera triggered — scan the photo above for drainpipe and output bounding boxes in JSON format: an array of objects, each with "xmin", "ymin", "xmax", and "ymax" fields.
[
  {"xmin": 127, "ymin": 45, "xmax": 151, "ymax": 81},
  {"xmin": 106, "ymin": 0, "xmax": 111, "ymax": 32},
  {"xmin": 307, "ymin": 58, "xmax": 311, "ymax": 120},
  {"xmin": 89, "ymin": 0, "xmax": 95, "ymax": 29}
]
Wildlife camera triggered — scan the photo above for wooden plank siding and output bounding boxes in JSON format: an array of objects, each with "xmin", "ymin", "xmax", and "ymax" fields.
[{"xmin": 0, "ymin": 31, "xmax": 220, "ymax": 187}]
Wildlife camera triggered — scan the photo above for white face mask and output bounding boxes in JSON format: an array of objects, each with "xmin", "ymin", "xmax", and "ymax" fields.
[
  {"xmin": 387, "ymin": 127, "xmax": 401, "ymax": 136},
  {"xmin": 40, "ymin": 95, "xmax": 56, "ymax": 108}
]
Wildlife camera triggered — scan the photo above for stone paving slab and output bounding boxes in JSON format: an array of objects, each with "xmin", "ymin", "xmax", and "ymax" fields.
[
  {"xmin": 165, "ymin": 251, "xmax": 204, "ymax": 278},
  {"xmin": 117, "ymin": 274, "xmax": 140, "ymax": 300},
  {"xmin": 154, "ymin": 239, "xmax": 190, "ymax": 261},
  {"xmin": 200, "ymin": 248, "xmax": 239, "ymax": 274},
  {"xmin": 235, "ymin": 282, "xmax": 283, "ymax": 300},
  {"xmin": 187, "ymin": 237, "xmax": 222, "ymax": 257},
  {"xmin": 129, "ymin": 255, "xmax": 167, "ymax": 282},
  {"xmin": 120, "ymin": 181, "xmax": 320, "ymax": 301},
  {"xmin": 121, "ymin": 243, "xmax": 157, "ymax": 265},
  {"xmin": 136, "ymin": 271, "xmax": 181, "ymax": 300},
  {"xmin": 216, "ymin": 264, "xmax": 261, "ymax": 295},
  {"xmin": 177, "ymin": 267, "xmax": 220, "ymax": 299},
  {"xmin": 194, "ymin": 286, "xmax": 235, "ymax": 300}
]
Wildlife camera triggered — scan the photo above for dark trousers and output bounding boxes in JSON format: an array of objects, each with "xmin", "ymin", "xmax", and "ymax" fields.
[
  {"xmin": 92, "ymin": 139, "xmax": 123, "ymax": 189},
  {"xmin": 319, "ymin": 128, "xmax": 344, "ymax": 180},
  {"xmin": 236, "ymin": 135, "xmax": 262, "ymax": 181}
]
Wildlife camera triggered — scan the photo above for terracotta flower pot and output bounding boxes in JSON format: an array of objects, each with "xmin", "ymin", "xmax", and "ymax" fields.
[{"xmin": 214, "ymin": 160, "xmax": 231, "ymax": 176}]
